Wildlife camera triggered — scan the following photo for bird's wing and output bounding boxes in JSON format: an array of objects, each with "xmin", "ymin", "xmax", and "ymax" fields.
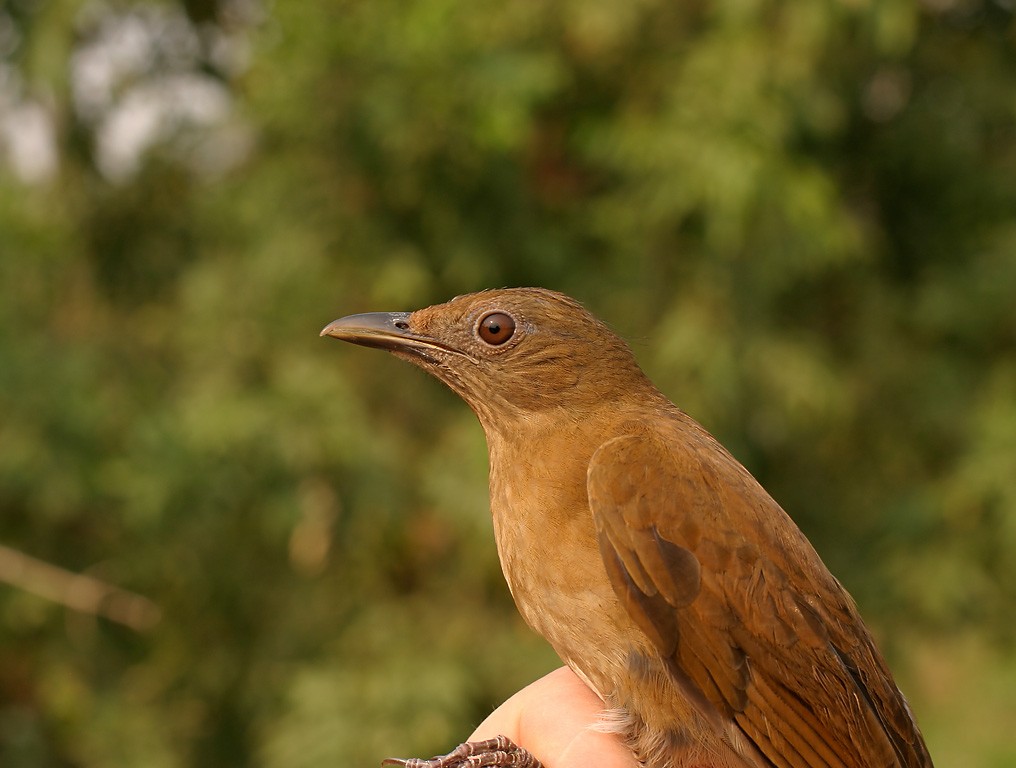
[{"xmin": 586, "ymin": 426, "xmax": 933, "ymax": 768}]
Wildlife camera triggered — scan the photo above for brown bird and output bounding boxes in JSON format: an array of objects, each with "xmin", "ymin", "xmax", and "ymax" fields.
[{"xmin": 321, "ymin": 288, "xmax": 934, "ymax": 768}]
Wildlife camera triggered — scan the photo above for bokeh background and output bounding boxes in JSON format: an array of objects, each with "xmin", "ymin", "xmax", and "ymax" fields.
[{"xmin": 1, "ymin": 0, "xmax": 1015, "ymax": 765}]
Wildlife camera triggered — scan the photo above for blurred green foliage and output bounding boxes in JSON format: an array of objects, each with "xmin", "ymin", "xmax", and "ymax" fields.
[{"xmin": 0, "ymin": 0, "xmax": 1014, "ymax": 765}]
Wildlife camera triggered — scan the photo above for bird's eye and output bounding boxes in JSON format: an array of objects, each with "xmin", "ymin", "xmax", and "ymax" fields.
[{"xmin": 477, "ymin": 312, "xmax": 516, "ymax": 346}]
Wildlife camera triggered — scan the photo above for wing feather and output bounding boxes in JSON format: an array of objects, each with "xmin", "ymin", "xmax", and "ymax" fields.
[{"xmin": 587, "ymin": 425, "xmax": 933, "ymax": 768}]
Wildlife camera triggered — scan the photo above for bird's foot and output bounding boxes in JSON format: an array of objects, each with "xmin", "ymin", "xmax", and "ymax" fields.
[{"xmin": 382, "ymin": 735, "xmax": 543, "ymax": 768}]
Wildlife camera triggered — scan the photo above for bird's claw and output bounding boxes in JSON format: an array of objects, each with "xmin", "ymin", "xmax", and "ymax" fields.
[{"xmin": 382, "ymin": 735, "xmax": 543, "ymax": 768}]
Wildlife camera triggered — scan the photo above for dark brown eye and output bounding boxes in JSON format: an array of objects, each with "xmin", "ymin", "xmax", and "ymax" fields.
[{"xmin": 477, "ymin": 312, "xmax": 516, "ymax": 346}]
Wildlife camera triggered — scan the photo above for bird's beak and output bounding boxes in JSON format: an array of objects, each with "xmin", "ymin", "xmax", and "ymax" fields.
[
  {"xmin": 320, "ymin": 311, "xmax": 463, "ymax": 357},
  {"xmin": 319, "ymin": 311, "xmax": 416, "ymax": 351}
]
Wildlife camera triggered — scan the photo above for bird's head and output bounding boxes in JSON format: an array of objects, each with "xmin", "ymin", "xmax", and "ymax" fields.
[{"xmin": 321, "ymin": 288, "xmax": 654, "ymax": 426}]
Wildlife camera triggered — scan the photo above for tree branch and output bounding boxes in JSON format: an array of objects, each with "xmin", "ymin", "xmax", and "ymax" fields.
[{"xmin": 0, "ymin": 543, "xmax": 161, "ymax": 632}]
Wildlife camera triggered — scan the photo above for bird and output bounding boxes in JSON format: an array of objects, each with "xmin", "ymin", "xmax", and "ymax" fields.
[{"xmin": 321, "ymin": 287, "xmax": 934, "ymax": 768}]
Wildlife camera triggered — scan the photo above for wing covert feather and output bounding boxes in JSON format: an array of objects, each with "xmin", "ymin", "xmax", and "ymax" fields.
[{"xmin": 586, "ymin": 425, "xmax": 933, "ymax": 768}]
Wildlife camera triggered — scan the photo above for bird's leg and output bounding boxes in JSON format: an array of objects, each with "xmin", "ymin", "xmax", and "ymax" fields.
[{"xmin": 382, "ymin": 735, "xmax": 543, "ymax": 768}]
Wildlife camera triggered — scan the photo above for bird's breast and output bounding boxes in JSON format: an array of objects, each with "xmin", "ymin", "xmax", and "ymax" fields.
[{"xmin": 485, "ymin": 427, "xmax": 654, "ymax": 701}]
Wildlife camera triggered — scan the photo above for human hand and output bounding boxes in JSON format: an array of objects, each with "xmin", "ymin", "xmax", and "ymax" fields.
[{"xmin": 466, "ymin": 666, "xmax": 637, "ymax": 768}]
